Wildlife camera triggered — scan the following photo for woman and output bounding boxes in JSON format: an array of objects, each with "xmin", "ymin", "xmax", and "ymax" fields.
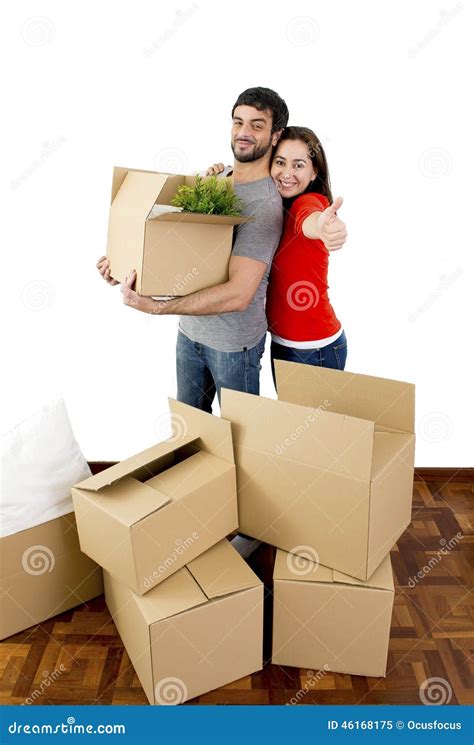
[{"xmin": 208, "ymin": 126, "xmax": 347, "ymax": 387}]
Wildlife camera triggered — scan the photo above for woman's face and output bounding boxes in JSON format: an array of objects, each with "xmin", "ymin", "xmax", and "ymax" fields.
[{"xmin": 271, "ymin": 139, "xmax": 316, "ymax": 199}]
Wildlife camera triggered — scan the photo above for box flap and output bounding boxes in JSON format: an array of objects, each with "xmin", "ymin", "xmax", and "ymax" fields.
[
  {"xmin": 111, "ymin": 165, "xmax": 170, "ymax": 203},
  {"xmin": 220, "ymin": 389, "xmax": 374, "ymax": 482},
  {"xmin": 134, "ymin": 566, "xmax": 208, "ymax": 625},
  {"xmin": 334, "ymin": 554, "xmax": 394, "ymax": 591},
  {"xmin": 73, "ymin": 433, "xmax": 199, "ymax": 492},
  {"xmin": 168, "ymin": 399, "xmax": 235, "ymax": 465},
  {"xmin": 273, "ymin": 548, "xmax": 328, "ymax": 583},
  {"xmin": 74, "ymin": 476, "xmax": 171, "ymax": 527},
  {"xmin": 371, "ymin": 430, "xmax": 414, "ymax": 480},
  {"xmin": 111, "ymin": 169, "xmax": 172, "ymax": 221},
  {"xmin": 145, "ymin": 451, "xmax": 234, "ymax": 500},
  {"xmin": 275, "ymin": 360, "xmax": 415, "ymax": 433},
  {"xmin": 148, "ymin": 211, "xmax": 251, "ymax": 226},
  {"xmin": 187, "ymin": 539, "xmax": 260, "ymax": 599},
  {"xmin": 274, "ymin": 549, "xmax": 393, "ymax": 591}
]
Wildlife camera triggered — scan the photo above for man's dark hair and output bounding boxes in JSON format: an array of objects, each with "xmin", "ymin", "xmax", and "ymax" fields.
[{"xmin": 232, "ymin": 87, "xmax": 289, "ymax": 133}]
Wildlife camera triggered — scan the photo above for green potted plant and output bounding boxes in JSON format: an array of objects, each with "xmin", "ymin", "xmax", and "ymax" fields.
[{"xmin": 171, "ymin": 174, "xmax": 244, "ymax": 216}]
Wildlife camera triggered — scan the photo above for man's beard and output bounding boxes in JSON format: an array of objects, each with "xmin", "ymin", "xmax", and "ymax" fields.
[{"xmin": 231, "ymin": 136, "xmax": 273, "ymax": 163}]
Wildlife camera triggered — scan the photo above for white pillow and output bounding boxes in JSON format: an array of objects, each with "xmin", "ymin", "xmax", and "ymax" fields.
[{"xmin": 0, "ymin": 398, "xmax": 91, "ymax": 538}]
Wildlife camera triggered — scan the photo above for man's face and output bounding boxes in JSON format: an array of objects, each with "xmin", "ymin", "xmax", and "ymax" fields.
[{"xmin": 231, "ymin": 105, "xmax": 277, "ymax": 163}]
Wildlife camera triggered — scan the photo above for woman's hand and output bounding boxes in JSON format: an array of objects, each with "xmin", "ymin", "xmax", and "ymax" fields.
[
  {"xmin": 97, "ymin": 256, "xmax": 120, "ymax": 285},
  {"xmin": 318, "ymin": 197, "xmax": 348, "ymax": 251},
  {"xmin": 205, "ymin": 163, "xmax": 226, "ymax": 176}
]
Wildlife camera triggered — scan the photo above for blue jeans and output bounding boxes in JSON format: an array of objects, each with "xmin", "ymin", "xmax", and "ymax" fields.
[
  {"xmin": 176, "ymin": 331, "xmax": 266, "ymax": 412},
  {"xmin": 270, "ymin": 330, "xmax": 348, "ymax": 389}
]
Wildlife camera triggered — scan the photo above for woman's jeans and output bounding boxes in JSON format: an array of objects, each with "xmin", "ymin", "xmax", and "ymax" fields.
[
  {"xmin": 176, "ymin": 330, "xmax": 266, "ymax": 412},
  {"xmin": 270, "ymin": 330, "xmax": 348, "ymax": 389}
]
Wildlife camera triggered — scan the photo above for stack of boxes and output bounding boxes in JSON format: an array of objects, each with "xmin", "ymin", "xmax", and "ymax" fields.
[
  {"xmin": 71, "ymin": 399, "xmax": 264, "ymax": 704},
  {"xmin": 221, "ymin": 359, "xmax": 416, "ymax": 678},
  {"xmin": 68, "ymin": 360, "xmax": 415, "ymax": 698}
]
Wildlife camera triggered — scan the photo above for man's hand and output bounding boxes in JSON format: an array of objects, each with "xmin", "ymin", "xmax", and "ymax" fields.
[
  {"xmin": 121, "ymin": 270, "xmax": 154, "ymax": 313},
  {"xmin": 317, "ymin": 197, "xmax": 348, "ymax": 251},
  {"xmin": 205, "ymin": 162, "xmax": 226, "ymax": 176},
  {"xmin": 97, "ymin": 256, "xmax": 120, "ymax": 285}
]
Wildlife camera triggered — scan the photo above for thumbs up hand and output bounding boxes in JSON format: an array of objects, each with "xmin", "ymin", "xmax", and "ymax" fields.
[{"xmin": 318, "ymin": 197, "xmax": 347, "ymax": 251}]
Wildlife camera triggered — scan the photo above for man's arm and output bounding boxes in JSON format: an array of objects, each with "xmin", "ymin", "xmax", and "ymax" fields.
[{"xmin": 122, "ymin": 254, "xmax": 268, "ymax": 316}]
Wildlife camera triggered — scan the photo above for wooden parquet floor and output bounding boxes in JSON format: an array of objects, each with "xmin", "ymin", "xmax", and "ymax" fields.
[{"xmin": 1, "ymin": 474, "xmax": 472, "ymax": 706}]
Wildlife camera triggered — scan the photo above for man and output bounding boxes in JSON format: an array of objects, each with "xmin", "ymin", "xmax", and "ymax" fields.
[{"xmin": 97, "ymin": 87, "xmax": 288, "ymax": 411}]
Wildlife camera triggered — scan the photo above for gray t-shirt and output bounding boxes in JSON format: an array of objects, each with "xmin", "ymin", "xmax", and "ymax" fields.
[{"xmin": 179, "ymin": 176, "xmax": 283, "ymax": 352}]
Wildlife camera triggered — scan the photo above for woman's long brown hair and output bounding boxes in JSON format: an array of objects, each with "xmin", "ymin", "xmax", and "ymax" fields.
[{"xmin": 276, "ymin": 126, "xmax": 333, "ymax": 206}]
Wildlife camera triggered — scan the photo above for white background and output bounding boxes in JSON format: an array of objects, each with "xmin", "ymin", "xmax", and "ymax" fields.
[{"xmin": 2, "ymin": 0, "xmax": 472, "ymax": 465}]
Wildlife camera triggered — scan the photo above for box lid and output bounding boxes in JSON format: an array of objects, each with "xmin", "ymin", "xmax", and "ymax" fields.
[
  {"xmin": 274, "ymin": 360, "xmax": 415, "ymax": 434},
  {"xmin": 168, "ymin": 398, "xmax": 235, "ymax": 465},
  {"xmin": 148, "ymin": 211, "xmax": 250, "ymax": 226},
  {"xmin": 111, "ymin": 166, "xmax": 251, "ymax": 226},
  {"xmin": 371, "ymin": 430, "xmax": 414, "ymax": 479},
  {"xmin": 220, "ymin": 389, "xmax": 375, "ymax": 482},
  {"xmin": 135, "ymin": 565, "xmax": 208, "ymax": 625},
  {"xmin": 73, "ymin": 433, "xmax": 200, "ymax": 492},
  {"xmin": 186, "ymin": 538, "xmax": 260, "ymax": 598},
  {"xmin": 145, "ymin": 451, "xmax": 234, "ymax": 500},
  {"xmin": 133, "ymin": 540, "xmax": 261, "ymax": 624},
  {"xmin": 75, "ymin": 476, "xmax": 171, "ymax": 527},
  {"xmin": 274, "ymin": 549, "xmax": 394, "ymax": 592},
  {"xmin": 111, "ymin": 169, "xmax": 173, "ymax": 222}
]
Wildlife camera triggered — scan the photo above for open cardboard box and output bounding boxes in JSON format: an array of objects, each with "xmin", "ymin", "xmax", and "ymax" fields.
[
  {"xmin": 71, "ymin": 400, "xmax": 238, "ymax": 595},
  {"xmin": 272, "ymin": 548, "xmax": 394, "ymax": 677},
  {"xmin": 106, "ymin": 166, "xmax": 251, "ymax": 296},
  {"xmin": 104, "ymin": 539, "xmax": 263, "ymax": 704},
  {"xmin": 221, "ymin": 360, "xmax": 415, "ymax": 581},
  {"xmin": 0, "ymin": 513, "xmax": 103, "ymax": 640}
]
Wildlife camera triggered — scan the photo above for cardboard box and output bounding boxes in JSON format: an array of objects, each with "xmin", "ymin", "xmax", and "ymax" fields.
[
  {"xmin": 220, "ymin": 361, "xmax": 415, "ymax": 580},
  {"xmin": 272, "ymin": 549, "xmax": 394, "ymax": 677},
  {"xmin": 72, "ymin": 400, "xmax": 238, "ymax": 595},
  {"xmin": 0, "ymin": 513, "xmax": 103, "ymax": 640},
  {"xmin": 104, "ymin": 539, "xmax": 263, "ymax": 704},
  {"xmin": 106, "ymin": 166, "xmax": 250, "ymax": 296}
]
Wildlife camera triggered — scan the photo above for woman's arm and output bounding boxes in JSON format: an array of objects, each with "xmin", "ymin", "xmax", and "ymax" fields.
[{"xmin": 302, "ymin": 196, "xmax": 347, "ymax": 251}]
